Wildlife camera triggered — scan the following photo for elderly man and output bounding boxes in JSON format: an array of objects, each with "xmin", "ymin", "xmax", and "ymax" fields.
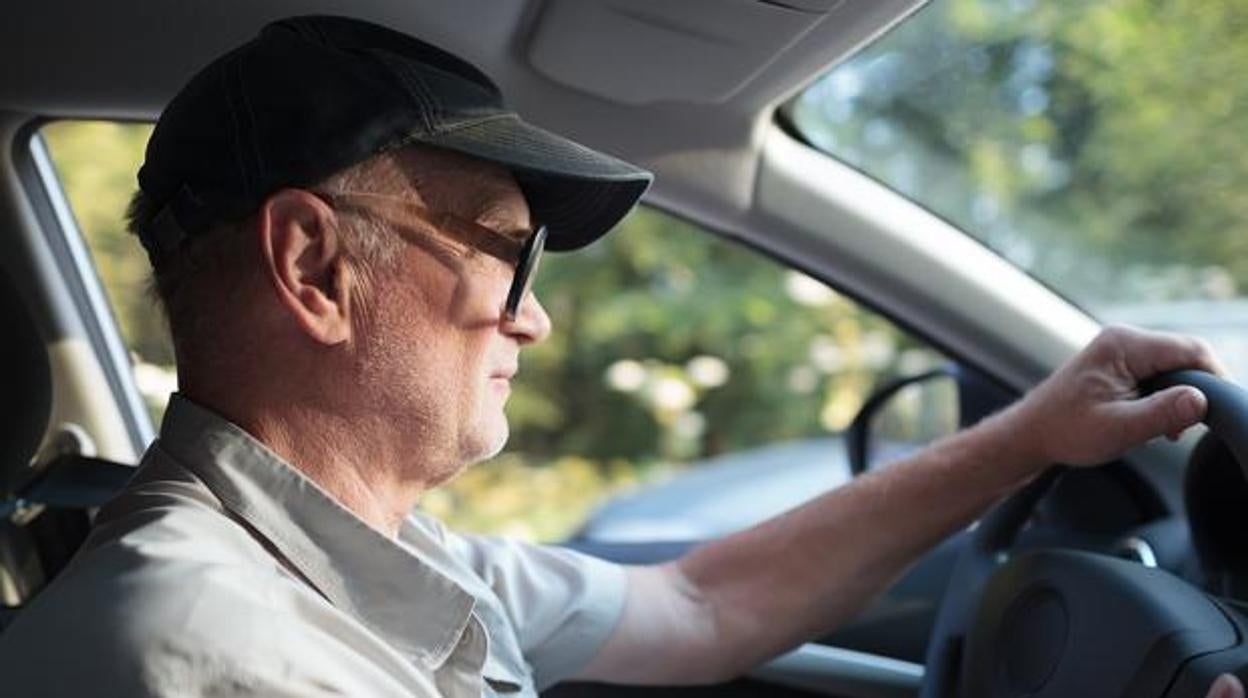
[{"xmin": 0, "ymin": 14, "xmax": 1242, "ymax": 698}]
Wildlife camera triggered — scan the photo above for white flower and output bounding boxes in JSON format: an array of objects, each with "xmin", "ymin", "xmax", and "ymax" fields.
[
  {"xmin": 686, "ymin": 355, "xmax": 729, "ymax": 388},
  {"xmin": 861, "ymin": 331, "xmax": 897, "ymax": 369},
  {"xmin": 784, "ymin": 271, "xmax": 839, "ymax": 307},
  {"xmin": 809, "ymin": 335, "xmax": 844, "ymax": 373},
  {"xmin": 605, "ymin": 359, "xmax": 647, "ymax": 392},
  {"xmin": 652, "ymin": 376, "xmax": 696, "ymax": 412}
]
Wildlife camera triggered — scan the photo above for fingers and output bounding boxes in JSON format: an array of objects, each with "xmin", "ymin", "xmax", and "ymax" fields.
[
  {"xmin": 1103, "ymin": 384, "xmax": 1207, "ymax": 446},
  {"xmin": 1208, "ymin": 674, "xmax": 1245, "ymax": 698},
  {"xmin": 1096, "ymin": 325, "xmax": 1229, "ymax": 381}
]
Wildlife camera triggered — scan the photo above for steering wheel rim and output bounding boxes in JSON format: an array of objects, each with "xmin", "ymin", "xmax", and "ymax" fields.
[{"xmin": 918, "ymin": 369, "xmax": 1248, "ymax": 698}]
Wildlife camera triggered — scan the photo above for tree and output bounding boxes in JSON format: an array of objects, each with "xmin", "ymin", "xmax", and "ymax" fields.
[{"xmin": 789, "ymin": 0, "xmax": 1248, "ymax": 309}]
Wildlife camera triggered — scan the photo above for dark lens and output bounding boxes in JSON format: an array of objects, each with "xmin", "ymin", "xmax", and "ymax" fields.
[{"xmin": 505, "ymin": 225, "xmax": 547, "ymax": 319}]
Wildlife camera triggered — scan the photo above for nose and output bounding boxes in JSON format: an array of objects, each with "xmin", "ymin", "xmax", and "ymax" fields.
[{"xmin": 502, "ymin": 291, "xmax": 552, "ymax": 345}]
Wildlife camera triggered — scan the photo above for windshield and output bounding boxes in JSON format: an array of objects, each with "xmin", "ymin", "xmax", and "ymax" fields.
[{"xmin": 787, "ymin": 0, "xmax": 1248, "ymax": 371}]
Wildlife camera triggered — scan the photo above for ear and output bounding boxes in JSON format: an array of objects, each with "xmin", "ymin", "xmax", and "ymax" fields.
[{"xmin": 256, "ymin": 189, "xmax": 354, "ymax": 345}]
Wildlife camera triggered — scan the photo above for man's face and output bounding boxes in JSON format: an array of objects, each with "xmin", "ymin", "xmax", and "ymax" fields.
[{"xmin": 352, "ymin": 152, "xmax": 551, "ymax": 479}]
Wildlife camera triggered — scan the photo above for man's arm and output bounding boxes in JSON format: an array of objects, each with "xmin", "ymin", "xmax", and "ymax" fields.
[{"xmin": 578, "ymin": 326, "xmax": 1225, "ymax": 684}]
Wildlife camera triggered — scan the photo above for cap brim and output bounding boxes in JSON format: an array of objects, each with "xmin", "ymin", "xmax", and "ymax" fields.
[{"xmin": 421, "ymin": 115, "xmax": 653, "ymax": 251}]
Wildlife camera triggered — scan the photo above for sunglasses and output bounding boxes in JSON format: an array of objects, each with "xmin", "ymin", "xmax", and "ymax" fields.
[{"xmin": 312, "ymin": 190, "xmax": 547, "ymax": 322}]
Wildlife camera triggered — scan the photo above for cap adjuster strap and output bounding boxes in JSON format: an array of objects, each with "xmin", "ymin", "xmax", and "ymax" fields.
[
  {"xmin": 144, "ymin": 184, "xmax": 203, "ymax": 264},
  {"xmin": 147, "ymin": 206, "xmax": 188, "ymax": 263}
]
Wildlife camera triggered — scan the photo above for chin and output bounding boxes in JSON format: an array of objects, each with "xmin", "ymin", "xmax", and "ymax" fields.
[{"xmin": 463, "ymin": 416, "xmax": 511, "ymax": 464}]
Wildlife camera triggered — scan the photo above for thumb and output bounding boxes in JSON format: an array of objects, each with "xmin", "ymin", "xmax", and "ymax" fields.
[
  {"xmin": 1207, "ymin": 674, "xmax": 1244, "ymax": 698},
  {"xmin": 1105, "ymin": 385, "xmax": 1207, "ymax": 446}
]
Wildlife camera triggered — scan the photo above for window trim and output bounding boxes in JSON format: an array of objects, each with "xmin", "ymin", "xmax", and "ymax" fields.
[{"xmin": 17, "ymin": 122, "xmax": 155, "ymax": 452}]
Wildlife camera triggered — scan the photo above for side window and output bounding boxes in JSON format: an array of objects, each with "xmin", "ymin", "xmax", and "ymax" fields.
[
  {"xmin": 38, "ymin": 120, "xmax": 950, "ymax": 545},
  {"xmin": 422, "ymin": 207, "xmax": 951, "ymax": 543},
  {"xmin": 39, "ymin": 121, "xmax": 174, "ymax": 426}
]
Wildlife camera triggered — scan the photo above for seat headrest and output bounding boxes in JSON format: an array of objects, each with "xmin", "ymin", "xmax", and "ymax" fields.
[{"xmin": 0, "ymin": 267, "xmax": 52, "ymax": 495}]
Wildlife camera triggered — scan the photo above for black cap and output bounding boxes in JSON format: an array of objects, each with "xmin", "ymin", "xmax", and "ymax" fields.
[{"xmin": 136, "ymin": 15, "xmax": 653, "ymax": 265}]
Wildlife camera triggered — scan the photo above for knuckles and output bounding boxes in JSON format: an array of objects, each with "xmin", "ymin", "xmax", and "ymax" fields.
[
  {"xmin": 1190, "ymin": 336, "xmax": 1216, "ymax": 362},
  {"xmin": 1087, "ymin": 324, "xmax": 1132, "ymax": 358}
]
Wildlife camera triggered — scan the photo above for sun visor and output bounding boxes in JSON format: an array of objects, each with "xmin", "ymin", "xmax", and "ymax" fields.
[{"xmin": 527, "ymin": 0, "xmax": 844, "ymax": 106}]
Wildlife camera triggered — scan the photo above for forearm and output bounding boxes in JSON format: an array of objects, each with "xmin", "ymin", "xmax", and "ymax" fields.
[
  {"xmin": 673, "ymin": 404, "xmax": 1048, "ymax": 681},
  {"xmin": 580, "ymin": 327, "xmax": 1220, "ymax": 687}
]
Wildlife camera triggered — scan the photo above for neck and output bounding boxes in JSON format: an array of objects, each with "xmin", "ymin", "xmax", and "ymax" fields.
[
  {"xmin": 264, "ymin": 414, "xmax": 415, "ymax": 537},
  {"xmin": 188, "ymin": 388, "xmax": 453, "ymax": 539}
]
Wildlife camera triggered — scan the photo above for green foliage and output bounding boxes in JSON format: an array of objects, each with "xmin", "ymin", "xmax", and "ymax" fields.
[
  {"xmin": 510, "ymin": 207, "xmax": 931, "ymax": 467},
  {"xmin": 789, "ymin": 0, "xmax": 1248, "ymax": 310},
  {"xmin": 42, "ymin": 122, "xmax": 170, "ymax": 366},
  {"xmin": 420, "ymin": 454, "xmax": 665, "ymax": 542}
]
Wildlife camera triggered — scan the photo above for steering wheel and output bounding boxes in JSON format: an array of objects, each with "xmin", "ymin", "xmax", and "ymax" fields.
[{"xmin": 919, "ymin": 370, "xmax": 1248, "ymax": 698}]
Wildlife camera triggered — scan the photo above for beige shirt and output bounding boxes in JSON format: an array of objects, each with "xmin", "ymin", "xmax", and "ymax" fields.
[{"xmin": 0, "ymin": 396, "xmax": 627, "ymax": 696}]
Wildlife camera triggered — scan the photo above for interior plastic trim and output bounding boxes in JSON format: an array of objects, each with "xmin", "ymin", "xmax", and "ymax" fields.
[{"xmin": 752, "ymin": 642, "xmax": 923, "ymax": 697}]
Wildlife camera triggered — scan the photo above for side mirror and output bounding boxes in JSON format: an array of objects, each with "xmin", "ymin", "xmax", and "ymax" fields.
[{"xmin": 847, "ymin": 364, "xmax": 1015, "ymax": 476}]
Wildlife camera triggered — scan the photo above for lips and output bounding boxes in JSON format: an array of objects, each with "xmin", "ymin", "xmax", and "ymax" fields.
[
  {"xmin": 490, "ymin": 368, "xmax": 515, "ymax": 396},
  {"xmin": 490, "ymin": 367, "xmax": 517, "ymax": 380}
]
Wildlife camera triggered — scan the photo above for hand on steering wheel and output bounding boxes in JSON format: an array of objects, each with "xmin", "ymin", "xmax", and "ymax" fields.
[
  {"xmin": 921, "ymin": 326, "xmax": 1239, "ymax": 698},
  {"xmin": 1008, "ymin": 325, "xmax": 1228, "ymax": 467}
]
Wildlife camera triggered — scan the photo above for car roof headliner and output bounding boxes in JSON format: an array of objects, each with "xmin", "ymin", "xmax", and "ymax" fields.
[{"xmin": 2, "ymin": 0, "xmax": 924, "ymax": 219}]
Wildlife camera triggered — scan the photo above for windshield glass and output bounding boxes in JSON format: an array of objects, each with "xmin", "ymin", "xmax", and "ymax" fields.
[{"xmin": 788, "ymin": 0, "xmax": 1248, "ymax": 371}]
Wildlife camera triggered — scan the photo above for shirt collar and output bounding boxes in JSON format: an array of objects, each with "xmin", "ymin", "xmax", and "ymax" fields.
[{"xmin": 156, "ymin": 394, "xmax": 477, "ymax": 669}]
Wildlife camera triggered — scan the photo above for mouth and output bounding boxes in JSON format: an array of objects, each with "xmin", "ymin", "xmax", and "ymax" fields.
[
  {"xmin": 490, "ymin": 367, "xmax": 518, "ymax": 381},
  {"xmin": 490, "ymin": 367, "xmax": 517, "ymax": 393}
]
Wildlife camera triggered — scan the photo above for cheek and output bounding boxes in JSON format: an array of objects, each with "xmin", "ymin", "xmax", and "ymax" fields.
[
  {"xmin": 446, "ymin": 258, "xmax": 514, "ymax": 326},
  {"xmin": 354, "ymin": 271, "xmax": 440, "ymax": 384},
  {"xmin": 453, "ymin": 331, "xmax": 498, "ymax": 394},
  {"xmin": 391, "ymin": 280, "xmax": 496, "ymax": 391},
  {"xmin": 362, "ymin": 257, "xmax": 507, "ymax": 394}
]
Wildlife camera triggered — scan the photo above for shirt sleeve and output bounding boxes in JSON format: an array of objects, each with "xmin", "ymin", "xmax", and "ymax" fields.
[{"xmin": 442, "ymin": 529, "xmax": 628, "ymax": 690}]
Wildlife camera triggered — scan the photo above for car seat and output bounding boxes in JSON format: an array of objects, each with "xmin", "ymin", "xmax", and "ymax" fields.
[{"xmin": 0, "ymin": 267, "xmax": 133, "ymax": 630}]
